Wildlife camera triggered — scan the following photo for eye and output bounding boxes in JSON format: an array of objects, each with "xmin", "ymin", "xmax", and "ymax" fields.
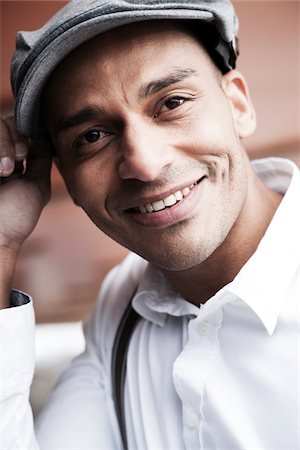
[
  {"xmin": 164, "ymin": 97, "xmax": 185, "ymax": 110},
  {"xmin": 73, "ymin": 127, "xmax": 113, "ymax": 154},
  {"xmin": 78, "ymin": 129, "xmax": 103, "ymax": 145},
  {"xmin": 70, "ymin": 127, "xmax": 113, "ymax": 157},
  {"xmin": 154, "ymin": 96, "xmax": 186, "ymax": 118},
  {"xmin": 84, "ymin": 129, "xmax": 102, "ymax": 143}
]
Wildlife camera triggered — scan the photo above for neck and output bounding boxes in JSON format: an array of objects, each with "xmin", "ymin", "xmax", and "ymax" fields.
[{"xmin": 162, "ymin": 173, "xmax": 283, "ymax": 306}]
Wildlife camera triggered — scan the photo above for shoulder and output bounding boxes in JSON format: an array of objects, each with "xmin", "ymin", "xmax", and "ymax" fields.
[
  {"xmin": 99, "ymin": 252, "xmax": 148, "ymax": 316},
  {"xmin": 83, "ymin": 252, "xmax": 148, "ymax": 359}
]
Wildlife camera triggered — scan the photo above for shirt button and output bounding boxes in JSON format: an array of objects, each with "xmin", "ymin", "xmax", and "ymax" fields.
[
  {"xmin": 186, "ymin": 412, "xmax": 199, "ymax": 428},
  {"xmin": 198, "ymin": 321, "xmax": 210, "ymax": 336}
]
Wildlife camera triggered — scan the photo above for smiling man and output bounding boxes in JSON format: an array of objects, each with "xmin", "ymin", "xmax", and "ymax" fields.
[{"xmin": 0, "ymin": 1, "xmax": 299, "ymax": 449}]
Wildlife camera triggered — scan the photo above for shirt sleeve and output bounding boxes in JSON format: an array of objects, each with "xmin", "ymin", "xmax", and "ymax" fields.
[
  {"xmin": 35, "ymin": 253, "xmax": 144, "ymax": 449},
  {"xmin": 34, "ymin": 255, "xmax": 141, "ymax": 450},
  {"xmin": 0, "ymin": 283, "xmax": 121, "ymax": 450},
  {"xmin": 1, "ymin": 253, "xmax": 144, "ymax": 450},
  {"xmin": 34, "ymin": 311, "xmax": 122, "ymax": 449},
  {"xmin": 0, "ymin": 291, "xmax": 39, "ymax": 449}
]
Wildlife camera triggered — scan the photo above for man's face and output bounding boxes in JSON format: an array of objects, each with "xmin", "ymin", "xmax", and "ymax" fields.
[{"xmin": 43, "ymin": 22, "xmax": 255, "ymax": 271}]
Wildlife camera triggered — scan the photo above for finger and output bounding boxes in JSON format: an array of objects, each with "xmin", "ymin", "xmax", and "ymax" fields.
[
  {"xmin": 0, "ymin": 118, "xmax": 15, "ymax": 176},
  {"xmin": 5, "ymin": 116, "xmax": 28, "ymax": 161}
]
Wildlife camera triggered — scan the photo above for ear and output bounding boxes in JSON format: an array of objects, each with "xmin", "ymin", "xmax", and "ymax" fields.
[{"xmin": 221, "ymin": 70, "xmax": 256, "ymax": 139}]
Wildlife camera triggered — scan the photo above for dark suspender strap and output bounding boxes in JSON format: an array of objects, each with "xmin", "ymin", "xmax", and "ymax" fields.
[{"xmin": 111, "ymin": 291, "xmax": 140, "ymax": 449}]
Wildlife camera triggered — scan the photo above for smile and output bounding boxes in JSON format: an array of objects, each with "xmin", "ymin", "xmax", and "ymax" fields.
[{"xmin": 130, "ymin": 179, "xmax": 202, "ymax": 214}]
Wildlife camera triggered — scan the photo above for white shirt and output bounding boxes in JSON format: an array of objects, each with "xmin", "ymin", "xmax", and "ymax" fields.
[{"xmin": 1, "ymin": 157, "xmax": 299, "ymax": 450}]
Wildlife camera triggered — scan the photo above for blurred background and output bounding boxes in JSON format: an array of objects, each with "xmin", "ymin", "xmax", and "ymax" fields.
[{"xmin": 0, "ymin": 0, "xmax": 299, "ymax": 414}]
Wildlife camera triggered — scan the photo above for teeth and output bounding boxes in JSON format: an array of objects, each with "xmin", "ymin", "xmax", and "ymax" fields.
[
  {"xmin": 139, "ymin": 205, "xmax": 147, "ymax": 213},
  {"xmin": 163, "ymin": 194, "xmax": 177, "ymax": 207},
  {"xmin": 146, "ymin": 204, "xmax": 154, "ymax": 213},
  {"xmin": 138, "ymin": 183, "xmax": 195, "ymax": 214},
  {"xmin": 182, "ymin": 187, "xmax": 190, "ymax": 197},
  {"xmin": 152, "ymin": 200, "xmax": 165, "ymax": 212},
  {"xmin": 174, "ymin": 191, "xmax": 183, "ymax": 201}
]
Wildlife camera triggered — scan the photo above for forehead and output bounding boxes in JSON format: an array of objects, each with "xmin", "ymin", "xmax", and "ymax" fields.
[{"xmin": 42, "ymin": 21, "xmax": 216, "ymax": 125}]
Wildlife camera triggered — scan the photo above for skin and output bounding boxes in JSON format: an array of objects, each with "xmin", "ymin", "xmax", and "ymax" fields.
[
  {"xmin": 0, "ymin": 118, "xmax": 51, "ymax": 307},
  {"xmin": 0, "ymin": 21, "xmax": 282, "ymax": 307}
]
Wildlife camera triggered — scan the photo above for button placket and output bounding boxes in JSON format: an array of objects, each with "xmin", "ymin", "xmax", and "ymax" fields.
[
  {"xmin": 197, "ymin": 321, "xmax": 210, "ymax": 336},
  {"xmin": 175, "ymin": 309, "xmax": 224, "ymax": 448},
  {"xmin": 186, "ymin": 412, "xmax": 199, "ymax": 429}
]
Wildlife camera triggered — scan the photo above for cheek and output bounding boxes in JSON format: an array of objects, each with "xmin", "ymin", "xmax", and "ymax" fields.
[
  {"xmin": 176, "ymin": 101, "xmax": 237, "ymax": 157},
  {"xmin": 58, "ymin": 157, "xmax": 111, "ymax": 212}
]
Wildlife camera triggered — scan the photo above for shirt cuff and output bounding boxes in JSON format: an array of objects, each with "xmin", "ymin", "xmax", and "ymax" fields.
[
  {"xmin": 10, "ymin": 288, "xmax": 31, "ymax": 307},
  {"xmin": 0, "ymin": 292, "xmax": 35, "ymax": 398}
]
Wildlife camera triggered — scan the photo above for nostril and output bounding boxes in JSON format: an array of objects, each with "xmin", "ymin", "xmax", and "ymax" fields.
[
  {"xmin": 117, "ymin": 130, "xmax": 173, "ymax": 181},
  {"xmin": 118, "ymin": 156, "xmax": 163, "ymax": 182}
]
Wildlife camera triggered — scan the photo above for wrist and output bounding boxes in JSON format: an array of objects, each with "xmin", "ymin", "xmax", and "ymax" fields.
[{"xmin": 0, "ymin": 246, "xmax": 19, "ymax": 308}]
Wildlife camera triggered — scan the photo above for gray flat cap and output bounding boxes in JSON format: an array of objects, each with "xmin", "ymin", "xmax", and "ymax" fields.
[{"xmin": 11, "ymin": 0, "xmax": 239, "ymax": 142}]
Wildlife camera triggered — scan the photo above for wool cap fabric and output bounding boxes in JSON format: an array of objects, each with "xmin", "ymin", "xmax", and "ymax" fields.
[{"xmin": 11, "ymin": 0, "xmax": 239, "ymax": 142}]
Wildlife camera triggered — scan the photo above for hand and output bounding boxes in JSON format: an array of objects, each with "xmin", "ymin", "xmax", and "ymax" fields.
[{"xmin": 0, "ymin": 116, "xmax": 52, "ymax": 307}]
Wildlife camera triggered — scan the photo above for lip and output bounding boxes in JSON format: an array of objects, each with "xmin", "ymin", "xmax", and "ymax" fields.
[
  {"xmin": 120, "ymin": 177, "xmax": 205, "ymax": 212},
  {"xmin": 124, "ymin": 176, "xmax": 207, "ymax": 228}
]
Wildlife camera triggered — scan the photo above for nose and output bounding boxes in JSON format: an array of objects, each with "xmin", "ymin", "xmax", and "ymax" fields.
[{"xmin": 117, "ymin": 119, "xmax": 173, "ymax": 181}]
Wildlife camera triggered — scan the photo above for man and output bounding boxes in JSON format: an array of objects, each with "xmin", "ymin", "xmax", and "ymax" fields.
[{"xmin": 0, "ymin": 1, "xmax": 299, "ymax": 449}]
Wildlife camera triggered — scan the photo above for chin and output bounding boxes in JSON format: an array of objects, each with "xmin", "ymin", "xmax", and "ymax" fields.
[{"xmin": 139, "ymin": 244, "xmax": 214, "ymax": 272}]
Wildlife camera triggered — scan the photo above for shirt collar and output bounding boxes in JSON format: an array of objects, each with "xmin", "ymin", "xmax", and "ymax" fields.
[
  {"xmin": 133, "ymin": 157, "xmax": 300, "ymax": 334},
  {"xmin": 132, "ymin": 264, "xmax": 200, "ymax": 326},
  {"xmin": 228, "ymin": 157, "xmax": 300, "ymax": 335}
]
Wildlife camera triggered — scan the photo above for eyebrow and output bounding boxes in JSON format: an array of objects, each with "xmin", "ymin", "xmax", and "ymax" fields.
[
  {"xmin": 54, "ymin": 105, "xmax": 106, "ymax": 137},
  {"xmin": 54, "ymin": 68, "xmax": 197, "ymax": 136},
  {"xmin": 138, "ymin": 68, "xmax": 197, "ymax": 99}
]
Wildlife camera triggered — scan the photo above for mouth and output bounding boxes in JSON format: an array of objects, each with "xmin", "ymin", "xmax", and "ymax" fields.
[{"xmin": 125, "ymin": 177, "xmax": 205, "ymax": 214}]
